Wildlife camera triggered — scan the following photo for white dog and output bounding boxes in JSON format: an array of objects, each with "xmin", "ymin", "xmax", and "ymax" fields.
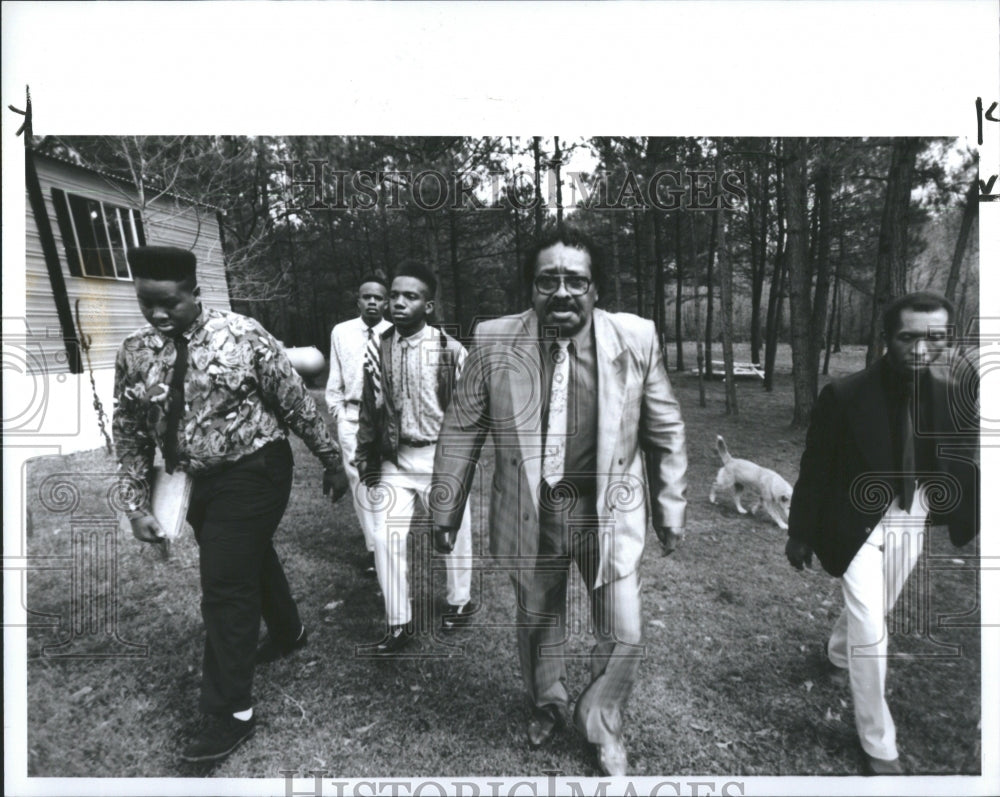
[{"xmin": 709, "ymin": 436, "xmax": 793, "ymax": 529}]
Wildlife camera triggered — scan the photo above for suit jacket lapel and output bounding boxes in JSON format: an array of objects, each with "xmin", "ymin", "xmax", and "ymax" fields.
[
  {"xmin": 509, "ymin": 311, "xmax": 543, "ymax": 506},
  {"xmin": 848, "ymin": 360, "xmax": 894, "ymax": 473},
  {"xmin": 594, "ymin": 310, "xmax": 628, "ymax": 515},
  {"xmin": 379, "ymin": 328, "xmax": 395, "ymax": 401}
]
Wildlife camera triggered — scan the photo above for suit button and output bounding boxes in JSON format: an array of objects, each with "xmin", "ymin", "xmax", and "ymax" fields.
[
  {"xmin": 618, "ymin": 457, "xmax": 624, "ymax": 465},
  {"xmin": 523, "ymin": 512, "xmax": 529, "ymax": 521},
  {"xmin": 511, "ymin": 458, "xmax": 517, "ymax": 465}
]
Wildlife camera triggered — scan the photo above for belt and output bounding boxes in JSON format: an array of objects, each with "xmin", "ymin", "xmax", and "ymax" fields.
[
  {"xmin": 399, "ymin": 437, "xmax": 436, "ymax": 448},
  {"xmin": 346, "ymin": 399, "xmax": 361, "ymax": 406}
]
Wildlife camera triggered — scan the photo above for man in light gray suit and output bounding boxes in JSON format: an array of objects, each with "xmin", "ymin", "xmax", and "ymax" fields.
[{"xmin": 431, "ymin": 225, "xmax": 687, "ymax": 776}]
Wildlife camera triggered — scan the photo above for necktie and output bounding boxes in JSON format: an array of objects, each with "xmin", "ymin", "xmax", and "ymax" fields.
[
  {"xmin": 163, "ymin": 334, "xmax": 188, "ymax": 474},
  {"xmin": 542, "ymin": 340, "xmax": 571, "ymax": 487},
  {"xmin": 900, "ymin": 380, "xmax": 916, "ymax": 512},
  {"xmin": 364, "ymin": 327, "xmax": 382, "ymax": 406}
]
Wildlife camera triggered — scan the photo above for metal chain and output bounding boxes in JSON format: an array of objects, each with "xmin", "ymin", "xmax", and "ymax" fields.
[{"xmin": 74, "ymin": 299, "xmax": 113, "ymax": 454}]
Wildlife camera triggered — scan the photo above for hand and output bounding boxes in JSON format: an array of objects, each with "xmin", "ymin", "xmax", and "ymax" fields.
[
  {"xmin": 433, "ymin": 525, "xmax": 458, "ymax": 554},
  {"xmin": 129, "ymin": 512, "xmax": 166, "ymax": 544},
  {"xmin": 654, "ymin": 525, "xmax": 683, "ymax": 556},
  {"xmin": 785, "ymin": 538, "xmax": 814, "ymax": 570},
  {"xmin": 355, "ymin": 461, "xmax": 379, "ymax": 489},
  {"xmin": 323, "ymin": 466, "xmax": 349, "ymax": 503}
]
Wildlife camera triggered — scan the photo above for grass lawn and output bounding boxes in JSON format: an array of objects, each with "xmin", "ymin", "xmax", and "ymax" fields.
[{"xmin": 20, "ymin": 344, "xmax": 981, "ymax": 778}]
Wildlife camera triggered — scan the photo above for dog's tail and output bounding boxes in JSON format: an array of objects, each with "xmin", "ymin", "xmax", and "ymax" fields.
[{"xmin": 716, "ymin": 435, "xmax": 732, "ymax": 464}]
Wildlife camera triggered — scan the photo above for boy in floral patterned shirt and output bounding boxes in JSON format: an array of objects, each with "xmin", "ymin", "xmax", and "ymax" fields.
[{"xmin": 114, "ymin": 246, "xmax": 348, "ymax": 763}]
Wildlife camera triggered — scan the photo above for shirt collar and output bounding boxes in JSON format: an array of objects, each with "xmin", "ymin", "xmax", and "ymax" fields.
[
  {"xmin": 534, "ymin": 312, "xmax": 594, "ymax": 353},
  {"xmin": 150, "ymin": 306, "xmax": 207, "ymax": 347},
  {"xmin": 182, "ymin": 307, "xmax": 209, "ymax": 340},
  {"xmin": 394, "ymin": 323, "xmax": 432, "ymax": 348},
  {"xmin": 358, "ymin": 316, "xmax": 389, "ymax": 334}
]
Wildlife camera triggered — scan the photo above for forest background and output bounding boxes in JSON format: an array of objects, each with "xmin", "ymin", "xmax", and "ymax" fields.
[{"xmin": 33, "ymin": 134, "xmax": 980, "ymax": 426}]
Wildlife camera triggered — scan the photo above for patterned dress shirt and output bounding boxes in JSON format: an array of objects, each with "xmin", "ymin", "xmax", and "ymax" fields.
[
  {"xmin": 114, "ymin": 307, "xmax": 341, "ymax": 492},
  {"xmin": 389, "ymin": 324, "xmax": 467, "ymax": 443}
]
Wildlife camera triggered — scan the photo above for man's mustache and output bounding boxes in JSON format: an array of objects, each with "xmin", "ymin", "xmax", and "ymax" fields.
[{"xmin": 546, "ymin": 299, "xmax": 577, "ymax": 312}]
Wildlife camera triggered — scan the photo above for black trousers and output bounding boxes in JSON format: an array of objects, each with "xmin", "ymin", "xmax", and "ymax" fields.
[{"xmin": 186, "ymin": 438, "xmax": 301, "ymax": 715}]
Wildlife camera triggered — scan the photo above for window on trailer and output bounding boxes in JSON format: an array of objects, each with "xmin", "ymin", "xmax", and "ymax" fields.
[{"xmin": 51, "ymin": 188, "xmax": 147, "ymax": 279}]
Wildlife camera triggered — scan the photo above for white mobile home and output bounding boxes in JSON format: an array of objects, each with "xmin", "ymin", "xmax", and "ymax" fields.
[{"xmin": 14, "ymin": 148, "xmax": 232, "ymax": 453}]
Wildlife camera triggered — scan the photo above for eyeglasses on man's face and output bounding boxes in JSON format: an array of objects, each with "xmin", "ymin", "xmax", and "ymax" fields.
[{"xmin": 533, "ymin": 275, "xmax": 592, "ymax": 296}]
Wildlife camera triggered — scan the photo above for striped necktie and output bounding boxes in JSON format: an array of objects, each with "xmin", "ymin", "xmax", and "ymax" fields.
[
  {"xmin": 364, "ymin": 327, "xmax": 382, "ymax": 405},
  {"xmin": 542, "ymin": 340, "xmax": 571, "ymax": 487}
]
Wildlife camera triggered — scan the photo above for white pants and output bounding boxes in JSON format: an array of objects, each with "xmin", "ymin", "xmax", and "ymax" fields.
[
  {"xmin": 828, "ymin": 486, "xmax": 928, "ymax": 760},
  {"xmin": 336, "ymin": 405, "xmax": 382, "ymax": 552},
  {"xmin": 372, "ymin": 443, "xmax": 473, "ymax": 627}
]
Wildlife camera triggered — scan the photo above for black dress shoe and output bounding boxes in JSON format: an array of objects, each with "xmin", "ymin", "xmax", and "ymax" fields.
[
  {"xmin": 255, "ymin": 626, "xmax": 308, "ymax": 664},
  {"xmin": 861, "ymin": 751, "xmax": 904, "ymax": 775},
  {"xmin": 441, "ymin": 600, "xmax": 478, "ymax": 630},
  {"xmin": 363, "ymin": 551, "xmax": 377, "ymax": 578},
  {"xmin": 181, "ymin": 713, "xmax": 256, "ymax": 763},
  {"xmin": 526, "ymin": 704, "xmax": 564, "ymax": 748},
  {"xmin": 373, "ymin": 624, "xmax": 414, "ymax": 656}
]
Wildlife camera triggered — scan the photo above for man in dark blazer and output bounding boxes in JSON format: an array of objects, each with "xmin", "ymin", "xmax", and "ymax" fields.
[
  {"xmin": 786, "ymin": 291, "xmax": 978, "ymax": 775},
  {"xmin": 431, "ymin": 225, "xmax": 687, "ymax": 776}
]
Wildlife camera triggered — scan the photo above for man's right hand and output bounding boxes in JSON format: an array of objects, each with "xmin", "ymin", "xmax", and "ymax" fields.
[
  {"xmin": 785, "ymin": 538, "xmax": 814, "ymax": 570},
  {"xmin": 129, "ymin": 511, "xmax": 166, "ymax": 544},
  {"xmin": 323, "ymin": 466, "xmax": 349, "ymax": 503},
  {"xmin": 433, "ymin": 525, "xmax": 458, "ymax": 554}
]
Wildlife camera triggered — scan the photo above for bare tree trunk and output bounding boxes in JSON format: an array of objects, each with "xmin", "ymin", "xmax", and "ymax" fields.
[
  {"xmin": 285, "ymin": 223, "xmax": 305, "ymax": 345},
  {"xmin": 705, "ymin": 211, "xmax": 718, "ymax": 378},
  {"xmin": 749, "ymin": 143, "xmax": 770, "ymax": 364},
  {"xmin": 834, "ymin": 222, "xmax": 845, "ymax": 353},
  {"xmin": 671, "ymin": 213, "xmax": 684, "ymax": 370},
  {"xmin": 693, "ymin": 275, "xmax": 706, "ymax": 408},
  {"xmin": 632, "ymin": 210, "xmax": 645, "ymax": 317},
  {"xmin": 423, "ymin": 213, "xmax": 443, "ymax": 319},
  {"xmin": 380, "ymin": 186, "xmax": 393, "ymax": 274},
  {"xmin": 609, "ymin": 213, "xmax": 622, "ymax": 311},
  {"xmin": 511, "ymin": 203, "xmax": 524, "ymax": 311},
  {"xmin": 598, "ymin": 138, "xmax": 623, "ymax": 311},
  {"xmin": 785, "ymin": 138, "xmax": 813, "ymax": 426},
  {"xmin": 835, "ymin": 292, "xmax": 843, "ymax": 351},
  {"xmin": 823, "ymin": 266, "xmax": 840, "ymax": 375},
  {"xmin": 532, "ymin": 137, "xmax": 544, "ymax": 237},
  {"xmin": 945, "ymin": 179, "xmax": 977, "ymax": 321},
  {"xmin": 653, "ymin": 214, "xmax": 668, "ymax": 356},
  {"xmin": 764, "ymin": 139, "xmax": 785, "ymax": 392},
  {"xmin": 808, "ymin": 153, "xmax": 834, "ymax": 396},
  {"xmin": 326, "ymin": 213, "xmax": 342, "ymax": 330},
  {"xmin": 362, "ymin": 214, "xmax": 376, "ymax": 274},
  {"xmin": 717, "ymin": 194, "xmax": 738, "ymax": 416},
  {"xmin": 553, "ymin": 136, "xmax": 564, "ymax": 226},
  {"xmin": 448, "ymin": 210, "xmax": 463, "ymax": 336},
  {"xmin": 866, "ymin": 138, "xmax": 922, "ymax": 365}
]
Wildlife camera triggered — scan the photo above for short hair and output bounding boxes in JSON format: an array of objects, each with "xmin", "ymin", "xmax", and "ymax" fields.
[
  {"xmin": 392, "ymin": 260, "xmax": 437, "ymax": 298},
  {"xmin": 522, "ymin": 223, "xmax": 604, "ymax": 296},
  {"xmin": 127, "ymin": 246, "xmax": 197, "ymax": 287},
  {"xmin": 882, "ymin": 291, "xmax": 954, "ymax": 338},
  {"xmin": 358, "ymin": 273, "xmax": 389, "ymax": 293}
]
